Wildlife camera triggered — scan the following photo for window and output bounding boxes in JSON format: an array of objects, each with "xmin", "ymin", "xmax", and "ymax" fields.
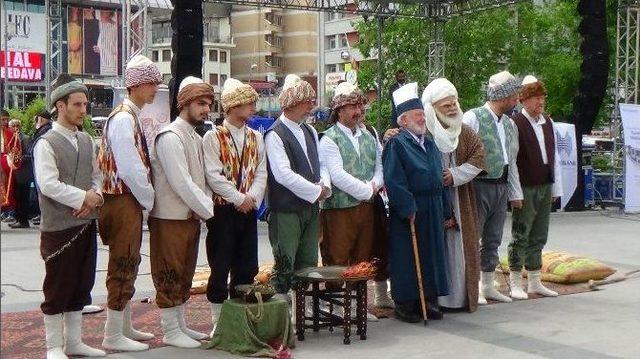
[
  {"xmin": 265, "ymin": 13, "xmax": 283, "ymax": 26},
  {"xmin": 209, "ymin": 49, "xmax": 218, "ymax": 62},
  {"xmin": 162, "ymin": 74, "xmax": 172, "ymax": 84},
  {"xmin": 339, "ymin": 34, "xmax": 348, "ymax": 48},
  {"xmin": 326, "ymin": 35, "xmax": 336, "ymax": 50},
  {"xmin": 152, "ymin": 50, "xmax": 159, "ymax": 62},
  {"xmin": 265, "ymin": 55, "xmax": 283, "ymax": 68},
  {"xmin": 152, "ymin": 21, "xmax": 172, "ymax": 44},
  {"xmin": 220, "ymin": 74, "xmax": 228, "ymax": 84},
  {"xmin": 203, "ymin": 18, "xmax": 221, "ymax": 42},
  {"xmin": 265, "ymin": 34, "xmax": 283, "ymax": 47},
  {"xmin": 325, "ymin": 64, "xmax": 337, "ymax": 73},
  {"xmin": 162, "ymin": 49, "xmax": 171, "ymax": 62},
  {"xmin": 209, "ymin": 73, "xmax": 219, "ymax": 86},
  {"xmin": 213, "ymin": 99, "xmax": 221, "ymax": 113},
  {"xmin": 220, "ymin": 51, "xmax": 227, "ymax": 63}
]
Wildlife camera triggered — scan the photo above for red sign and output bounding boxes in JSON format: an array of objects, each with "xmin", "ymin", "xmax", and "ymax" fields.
[{"xmin": 0, "ymin": 51, "xmax": 44, "ymax": 82}]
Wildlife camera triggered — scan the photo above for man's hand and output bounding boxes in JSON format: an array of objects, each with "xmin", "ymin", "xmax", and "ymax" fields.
[
  {"xmin": 443, "ymin": 169, "xmax": 454, "ymax": 187},
  {"xmin": 383, "ymin": 128, "xmax": 400, "ymax": 143},
  {"xmin": 236, "ymin": 194, "xmax": 256, "ymax": 214},
  {"xmin": 72, "ymin": 204, "xmax": 93, "ymax": 218},
  {"xmin": 83, "ymin": 189, "xmax": 102, "ymax": 209},
  {"xmin": 510, "ymin": 200, "xmax": 524, "ymax": 210},
  {"xmin": 318, "ymin": 186, "xmax": 331, "ymax": 201},
  {"xmin": 93, "ymin": 45, "xmax": 100, "ymax": 53}
]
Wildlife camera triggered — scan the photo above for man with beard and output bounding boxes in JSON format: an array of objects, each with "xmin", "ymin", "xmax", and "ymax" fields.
[
  {"xmin": 149, "ymin": 76, "xmax": 214, "ymax": 348},
  {"xmin": 319, "ymin": 82, "xmax": 388, "ymax": 318},
  {"xmin": 463, "ymin": 71, "xmax": 523, "ymax": 304},
  {"xmin": 35, "ymin": 74, "xmax": 105, "ymax": 359},
  {"xmin": 265, "ymin": 74, "xmax": 331, "ymax": 300},
  {"xmin": 421, "ymin": 78, "xmax": 486, "ymax": 312},
  {"xmin": 383, "ymin": 83, "xmax": 449, "ymax": 323},
  {"xmin": 507, "ymin": 75, "xmax": 562, "ymax": 299},
  {"xmin": 202, "ymin": 78, "xmax": 266, "ymax": 335},
  {"xmin": 98, "ymin": 55, "xmax": 162, "ymax": 352}
]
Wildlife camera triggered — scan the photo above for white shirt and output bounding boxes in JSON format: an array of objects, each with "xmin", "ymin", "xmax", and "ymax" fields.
[
  {"xmin": 463, "ymin": 103, "xmax": 509, "ymax": 165},
  {"xmin": 202, "ymin": 120, "xmax": 268, "ymax": 207},
  {"xmin": 107, "ymin": 98, "xmax": 154, "ymax": 210},
  {"xmin": 463, "ymin": 104, "xmax": 524, "ymax": 201},
  {"xmin": 33, "ymin": 122, "xmax": 103, "ymax": 210},
  {"xmin": 521, "ymin": 109, "xmax": 563, "ymax": 197},
  {"xmin": 155, "ymin": 118, "xmax": 213, "ymax": 220},
  {"xmin": 319, "ymin": 122, "xmax": 384, "ymax": 201},
  {"xmin": 265, "ymin": 115, "xmax": 331, "ymax": 204}
]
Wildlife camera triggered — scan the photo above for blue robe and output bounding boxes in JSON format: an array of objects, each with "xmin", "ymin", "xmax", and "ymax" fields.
[{"xmin": 383, "ymin": 130, "xmax": 449, "ymax": 302}]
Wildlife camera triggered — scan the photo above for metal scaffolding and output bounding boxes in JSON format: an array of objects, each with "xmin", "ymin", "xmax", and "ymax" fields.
[
  {"xmin": 45, "ymin": 0, "xmax": 63, "ymax": 107},
  {"xmin": 114, "ymin": 0, "xmax": 150, "ymax": 87},
  {"xmin": 611, "ymin": 0, "xmax": 640, "ymax": 206}
]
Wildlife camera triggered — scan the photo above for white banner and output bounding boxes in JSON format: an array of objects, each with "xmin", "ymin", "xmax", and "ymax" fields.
[
  {"xmin": 0, "ymin": 10, "xmax": 47, "ymax": 53},
  {"xmin": 554, "ymin": 122, "xmax": 578, "ymax": 209},
  {"xmin": 620, "ymin": 103, "xmax": 640, "ymax": 213},
  {"xmin": 113, "ymin": 87, "xmax": 171, "ymax": 151}
]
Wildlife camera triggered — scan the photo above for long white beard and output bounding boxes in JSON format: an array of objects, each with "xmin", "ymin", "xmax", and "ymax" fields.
[{"xmin": 424, "ymin": 104, "xmax": 462, "ymax": 153}]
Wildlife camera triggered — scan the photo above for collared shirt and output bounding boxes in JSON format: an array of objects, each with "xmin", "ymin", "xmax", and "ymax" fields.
[
  {"xmin": 407, "ymin": 131, "xmax": 426, "ymax": 151},
  {"xmin": 155, "ymin": 117, "xmax": 213, "ymax": 219},
  {"xmin": 319, "ymin": 121, "xmax": 384, "ymax": 201},
  {"xmin": 521, "ymin": 109, "xmax": 563, "ymax": 197},
  {"xmin": 107, "ymin": 98, "xmax": 155, "ymax": 210},
  {"xmin": 33, "ymin": 122, "xmax": 103, "ymax": 210},
  {"xmin": 264, "ymin": 114, "xmax": 331, "ymax": 204},
  {"xmin": 463, "ymin": 103, "xmax": 509, "ymax": 165},
  {"xmin": 202, "ymin": 119, "xmax": 268, "ymax": 207}
]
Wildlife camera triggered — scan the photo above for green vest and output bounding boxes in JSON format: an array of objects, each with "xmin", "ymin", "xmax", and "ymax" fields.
[
  {"xmin": 473, "ymin": 107, "xmax": 517, "ymax": 179},
  {"xmin": 322, "ymin": 124, "xmax": 377, "ymax": 209}
]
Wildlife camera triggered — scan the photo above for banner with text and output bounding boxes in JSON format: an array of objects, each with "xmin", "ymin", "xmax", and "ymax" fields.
[
  {"xmin": 554, "ymin": 122, "xmax": 578, "ymax": 209},
  {"xmin": 620, "ymin": 103, "xmax": 640, "ymax": 213}
]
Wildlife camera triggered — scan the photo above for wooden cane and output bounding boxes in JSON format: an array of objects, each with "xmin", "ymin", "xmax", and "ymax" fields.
[
  {"xmin": 409, "ymin": 218, "xmax": 428, "ymax": 326},
  {"xmin": 2, "ymin": 134, "xmax": 20, "ymax": 206}
]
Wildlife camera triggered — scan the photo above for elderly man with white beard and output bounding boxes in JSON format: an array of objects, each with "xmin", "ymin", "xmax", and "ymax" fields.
[{"xmin": 421, "ymin": 78, "xmax": 486, "ymax": 313}]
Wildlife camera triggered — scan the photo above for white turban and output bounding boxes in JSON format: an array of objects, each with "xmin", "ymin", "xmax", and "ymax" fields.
[{"xmin": 421, "ymin": 78, "xmax": 462, "ymax": 153}]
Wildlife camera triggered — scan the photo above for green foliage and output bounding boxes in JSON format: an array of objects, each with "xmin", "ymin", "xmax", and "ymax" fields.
[
  {"xmin": 7, "ymin": 97, "xmax": 96, "ymax": 137},
  {"xmin": 7, "ymin": 97, "xmax": 45, "ymax": 137},
  {"xmin": 592, "ymin": 153, "xmax": 613, "ymax": 173},
  {"xmin": 355, "ymin": 1, "xmax": 608, "ymax": 129}
]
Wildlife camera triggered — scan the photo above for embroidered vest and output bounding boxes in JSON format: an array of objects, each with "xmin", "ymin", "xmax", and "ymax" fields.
[
  {"xmin": 213, "ymin": 125, "xmax": 260, "ymax": 205},
  {"xmin": 472, "ymin": 107, "xmax": 517, "ymax": 179},
  {"xmin": 97, "ymin": 104, "xmax": 151, "ymax": 195},
  {"xmin": 321, "ymin": 125, "xmax": 377, "ymax": 210}
]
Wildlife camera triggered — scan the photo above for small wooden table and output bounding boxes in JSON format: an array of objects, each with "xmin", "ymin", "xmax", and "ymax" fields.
[{"xmin": 293, "ymin": 266, "xmax": 371, "ymax": 345}]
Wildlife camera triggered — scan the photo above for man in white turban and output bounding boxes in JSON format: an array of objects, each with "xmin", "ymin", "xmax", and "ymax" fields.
[{"xmin": 422, "ymin": 78, "xmax": 486, "ymax": 312}]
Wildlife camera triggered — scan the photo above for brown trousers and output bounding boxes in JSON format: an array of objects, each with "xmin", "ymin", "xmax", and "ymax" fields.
[
  {"xmin": 40, "ymin": 222, "xmax": 97, "ymax": 315},
  {"xmin": 98, "ymin": 193, "xmax": 143, "ymax": 311},
  {"xmin": 320, "ymin": 202, "xmax": 376, "ymax": 268},
  {"xmin": 149, "ymin": 217, "xmax": 200, "ymax": 309}
]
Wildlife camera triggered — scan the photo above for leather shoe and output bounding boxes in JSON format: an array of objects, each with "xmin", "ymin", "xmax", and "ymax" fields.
[
  {"xmin": 394, "ymin": 302, "xmax": 420, "ymax": 323},
  {"xmin": 8, "ymin": 222, "xmax": 30, "ymax": 229}
]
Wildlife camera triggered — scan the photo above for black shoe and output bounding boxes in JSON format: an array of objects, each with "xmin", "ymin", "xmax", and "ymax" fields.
[
  {"xmin": 427, "ymin": 306, "xmax": 443, "ymax": 320},
  {"xmin": 8, "ymin": 222, "xmax": 30, "ymax": 229},
  {"xmin": 394, "ymin": 302, "xmax": 421, "ymax": 323}
]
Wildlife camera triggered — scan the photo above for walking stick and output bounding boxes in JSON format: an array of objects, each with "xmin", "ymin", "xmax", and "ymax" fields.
[{"xmin": 409, "ymin": 217, "xmax": 428, "ymax": 326}]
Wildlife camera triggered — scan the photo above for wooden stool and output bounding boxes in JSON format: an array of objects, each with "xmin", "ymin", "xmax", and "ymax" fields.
[{"xmin": 293, "ymin": 266, "xmax": 371, "ymax": 345}]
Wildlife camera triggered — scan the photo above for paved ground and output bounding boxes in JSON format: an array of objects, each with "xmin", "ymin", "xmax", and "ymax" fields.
[{"xmin": 2, "ymin": 210, "xmax": 639, "ymax": 358}]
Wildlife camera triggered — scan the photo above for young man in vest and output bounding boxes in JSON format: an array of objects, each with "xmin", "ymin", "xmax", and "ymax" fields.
[
  {"xmin": 319, "ymin": 82, "xmax": 391, "ymax": 316},
  {"xmin": 149, "ymin": 76, "xmax": 215, "ymax": 348},
  {"xmin": 202, "ymin": 78, "xmax": 267, "ymax": 335},
  {"xmin": 508, "ymin": 76, "xmax": 562, "ymax": 299},
  {"xmin": 265, "ymin": 74, "xmax": 331, "ymax": 300},
  {"xmin": 34, "ymin": 74, "xmax": 105, "ymax": 359},
  {"xmin": 462, "ymin": 71, "xmax": 523, "ymax": 304},
  {"xmin": 98, "ymin": 55, "xmax": 161, "ymax": 352}
]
